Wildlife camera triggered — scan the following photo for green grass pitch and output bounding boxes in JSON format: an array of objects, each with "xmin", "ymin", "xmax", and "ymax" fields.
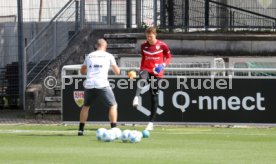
[{"xmin": 0, "ymin": 124, "xmax": 276, "ymax": 164}]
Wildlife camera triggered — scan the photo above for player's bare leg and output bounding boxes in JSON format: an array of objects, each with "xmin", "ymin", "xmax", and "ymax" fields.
[
  {"xmin": 78, "ymin": 105, "xmax": 90, "ymax": 136},
  {"xmin": 109, "ymin": 104, "xmax": 118, "ymax": 128},
  {"xmin": 133, "ymin": 70, "xmax": 149, "ymax": 107}
]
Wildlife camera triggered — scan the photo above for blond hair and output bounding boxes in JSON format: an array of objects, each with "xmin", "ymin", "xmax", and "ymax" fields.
[{"xmin": 145, "ymin": 26, "xmax": 157, "ymax": 35}]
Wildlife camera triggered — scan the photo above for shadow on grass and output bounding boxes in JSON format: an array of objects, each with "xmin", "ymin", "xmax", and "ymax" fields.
[
  {"xmin": 18, "ymin": 134, "xmax": 76, "ymax": 137},
  {"xmin": 63, "ymin": 127, "xmax": 98, "ymax": 131}
]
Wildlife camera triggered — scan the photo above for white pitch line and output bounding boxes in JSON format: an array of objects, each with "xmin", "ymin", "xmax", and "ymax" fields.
[
  {"xmin": 0, "ymin": 129, "xmax": 274, "ymax": 137},
  {"xmin": 153, "ymin": 131, "xmax": 269, "ymax": 136},
  {"xmin": 163, "ymin": 129, "xmax": 212, "ymax": 132},
  {"xmin": 0, "ymin": 129, "xmax": 84, "ymax": 134}
]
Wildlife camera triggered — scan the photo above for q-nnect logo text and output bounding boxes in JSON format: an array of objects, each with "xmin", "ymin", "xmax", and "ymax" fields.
[
  {"xmin": 172, "ymin": 92, "xmax": 266, "ymax": 112},
  {"xmin": 138, "ymin": 90, "xmax": 266, "ymax": 116}
]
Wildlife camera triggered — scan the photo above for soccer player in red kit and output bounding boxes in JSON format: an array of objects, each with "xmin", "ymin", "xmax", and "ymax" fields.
[{"xmin": 133, "ymin": 27, "xmax": 172, "ymax": 130}]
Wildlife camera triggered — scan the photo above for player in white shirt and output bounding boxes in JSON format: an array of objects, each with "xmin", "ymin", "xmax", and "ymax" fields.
[{"xmin": 78, "ymin": 39, "xmax": 120, "ymax": 136}]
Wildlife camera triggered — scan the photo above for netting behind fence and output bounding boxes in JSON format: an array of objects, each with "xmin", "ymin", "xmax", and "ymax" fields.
[
  {"xmin": 119, "ymin": 57, "xmax": 225, "ymax": 76},
  {"xmin": 230, "ymin": 57, "xmax": 276, "ymax": 76},
  {"xmin": 118, "ymin": 57, "xmax": 276, "ymax": 77}
]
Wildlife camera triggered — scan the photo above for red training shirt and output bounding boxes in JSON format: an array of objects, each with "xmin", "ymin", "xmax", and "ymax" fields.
[{"xmin": 140, "ymin": 40, "xmax": 172, "ymax": 77}]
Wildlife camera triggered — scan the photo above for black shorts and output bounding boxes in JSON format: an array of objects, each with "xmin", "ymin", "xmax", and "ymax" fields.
[{"xmin": 83, "ymin": 87, "xmax": 117, "ymax": 107}]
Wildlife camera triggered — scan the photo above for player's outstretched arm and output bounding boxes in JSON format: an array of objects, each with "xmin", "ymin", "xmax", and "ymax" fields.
[{"xmin": 112, "ymin": 64, "xmax": 120, "ymax": 75}]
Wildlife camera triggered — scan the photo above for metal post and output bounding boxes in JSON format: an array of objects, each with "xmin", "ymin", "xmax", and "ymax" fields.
[
  {"xmin": 205, "ymin": 0, "xmax": 210, "ymax": 31},
  {"xmin": 80, "ymin": 0, "xmax": 85, "ymax": 29},
  {"xmin": 153, "ymin": 0, "xmax": 157, "ymax": 27},
  {"xmin": 168, "ymin": 0, "xmax": 174, "ymax": 32},
  {"xmin": 160, "ymin": 0, "xmax": 166, "ymax": 29},
  {"xmin": 229, "ymin": 10, "xmax": 233, "ymax": 31},
  {"xmin": 97, "ymin": 0, "xmax": 101, "ymax": 22},
  {"xmin": 142, "ymin": 0, "xmax": 144, "ymax": 26},
  {"xmin": 127, "ymin": 0, "xmax": 132, "ymax": 28},
  {"xmin": 232, "ymin": 11, "xmax": 235, "ymax": 31},
  {"xmin": 39, "ymin": 0, "xmax": 43, "ymax": 22},
  {"xmin": 107, "ymin": 0, "xmax": 111, "ymax": 25},
  {"xmin": 75, "ymin": 0, "xmax": 80, "ymax": 32},
  {"xmin": 184, "ymin": 0, "xmax": 189, "ymax": 32},
  {"xmin": 17, "ymin": 0, "xmax": 26, "ymax": 110},
  {"xmin": 136, "ymin": 0, "xmax": 141, "ymax": 28},
  {"xmin": 218, "ymin": 0, "xmax": 228, "ymax": 31},
  {"xmin": 54, "ymin": 21, "xmax": 57, "ymax": 58}
]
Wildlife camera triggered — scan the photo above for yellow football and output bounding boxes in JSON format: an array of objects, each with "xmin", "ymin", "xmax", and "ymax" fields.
[
  {"xmin": 128, "ymin": 71, "xmax": 137, "ymax": 79},
  {"xmin": 80, "ymin": 65, "xmax": 87, "ymax": 75}
]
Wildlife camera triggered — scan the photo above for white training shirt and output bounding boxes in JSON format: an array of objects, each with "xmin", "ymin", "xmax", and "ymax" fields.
[{"xmin": 83, "ymin": 50, "xmax": 116, "ymax": 89}]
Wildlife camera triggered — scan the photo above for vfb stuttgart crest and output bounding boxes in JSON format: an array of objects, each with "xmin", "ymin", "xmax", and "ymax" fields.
[
  {"xmin": 156, "ymin": 45, "xmax": 160, "ymax": 50},
  {"xmin": 74, "ymin": 91, "xmax": 84, "ymax": 107}
]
